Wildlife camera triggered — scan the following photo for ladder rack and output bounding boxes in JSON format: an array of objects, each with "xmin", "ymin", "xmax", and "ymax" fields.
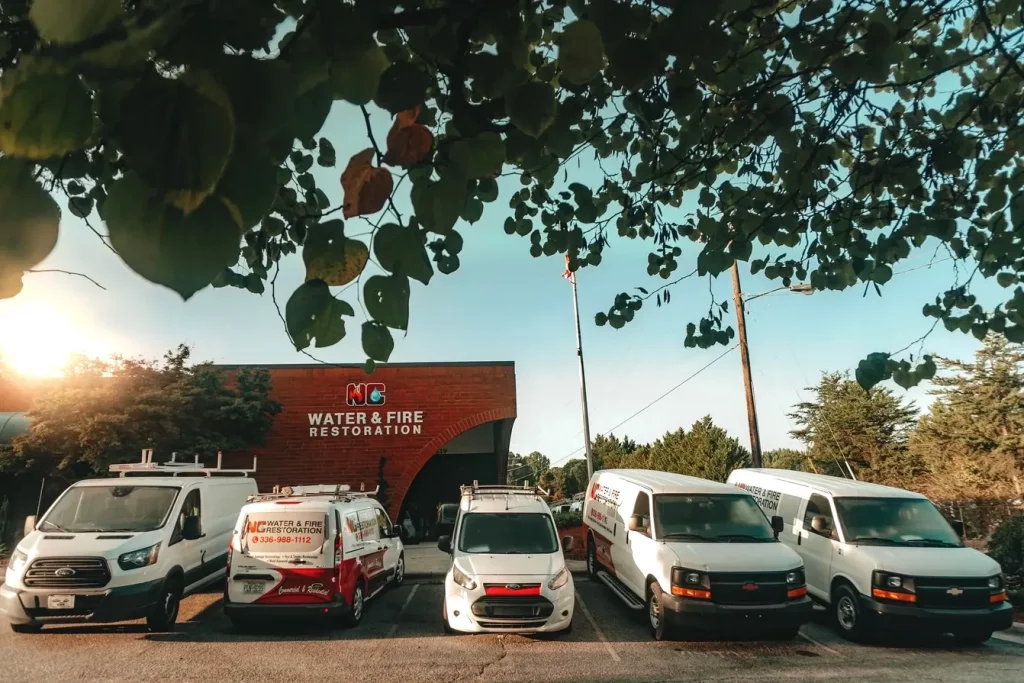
[
  {"xmin": 109, "ymin": 450, "xmax": 257, "ymax": 477},
  {"xmin": 459, "ymin": 480, "xmax": 551, "ymax": 500},
  {"xmin": 246, "ymin": 483, "xmax": 380, "ymax": 504}
]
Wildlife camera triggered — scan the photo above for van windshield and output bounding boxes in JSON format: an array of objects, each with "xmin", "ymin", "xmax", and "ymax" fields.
[
  {"xmin": 653, "ymin": 494, "xmax": 776, "ymax": 542},
  {"xmin": 41, "ymin": 485, "xmax": 180, "ymax": 533},
  {"xmin": 833, "ymin": 497, "xmax": 962, "ymax": 547},
  {"xmin": 457, "ymin": 513, "xmax": 559, "ymax": 554}
]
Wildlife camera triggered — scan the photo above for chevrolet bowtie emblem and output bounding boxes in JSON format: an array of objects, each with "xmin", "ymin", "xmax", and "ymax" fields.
[{"xmin": 946, "ymin": 587, "xmax": 963, "ymax": 596}]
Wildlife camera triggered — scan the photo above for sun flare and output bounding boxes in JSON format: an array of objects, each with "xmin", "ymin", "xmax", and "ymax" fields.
[{"xmin": 0, "ymin": 302, "xmax": 109, "ymax": 377}]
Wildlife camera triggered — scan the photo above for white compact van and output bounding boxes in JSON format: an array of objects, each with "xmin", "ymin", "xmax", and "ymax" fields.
[
  {"xmin": 1, "ymin": 451, "xmax": 257, "ymax": 633},
  {"xmin": 727, "ymin": 469, "xmax": 1014, "ymax": 643},
  {"xmin": 224, "ymin": 484, "xmax": 404, "ymax": 630},
  {"xmin": 583, "ymin": 470, "xmax": 811, "ymax": 641},
  {"xmin": 439, "ymin": 482, "xmax": 575, "ymax": 634}
]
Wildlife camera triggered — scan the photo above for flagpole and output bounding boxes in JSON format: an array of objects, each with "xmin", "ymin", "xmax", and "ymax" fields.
[{"xmin": 566, "ymin": 258, "xmax": 595, "ymax": 481}]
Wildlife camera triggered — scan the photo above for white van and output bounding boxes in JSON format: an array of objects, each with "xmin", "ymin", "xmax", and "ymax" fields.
[
  {"xmin": 727, "ymin": 469, "xmax": 1014, "ymax": 643},
  {"xmin": 439, "ymin": 482, "xmax": 575, "ymax": 634},
  {"xmin": 224, "ymin": 484, "xmax": 404, "ymax": 630},
  {"xmin": 583, "ymin": 469, "xmax": 811, "ymax": 641},
  {"xmin": 1, "ymin": 451, "xmax": 257, "ymax": 633}
]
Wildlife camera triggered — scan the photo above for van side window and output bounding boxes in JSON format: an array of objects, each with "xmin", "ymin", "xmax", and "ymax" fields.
[
  {"xmin": 631, "ymin": 492, "xmax": 651, "ymax": 535},
  {"xmin": 374, "ymin": 507, "xmax": 392, "ymax": 537},
  {"xmin": 357, "ymin": 508, "xmax": 380, "ymax": 542},
  {"xmin": 171, "ymin": 489, "xmax": 201, "ymax": 545},
  {"xmin": 803, "ymin": 493, "xmax": 835, "ymax": 538}
]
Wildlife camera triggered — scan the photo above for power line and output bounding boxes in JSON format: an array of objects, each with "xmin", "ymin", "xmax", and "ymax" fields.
[{"xmin": 551, "ymin": 345, "xmax": 739, "ymax": 466}]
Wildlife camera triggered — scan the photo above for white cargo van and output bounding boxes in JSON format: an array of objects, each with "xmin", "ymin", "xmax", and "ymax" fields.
[
  {"xmin": 224, "ymin": 484, "xmax": 404, "ymax": 630},
  {"xmin": 727, "ymin": 469, "xmax": 1014, "ymax": 643},
  {"xmin": 1, "ymin": 451, "xmax": 257, "ymax": 633},
  {"xmin": 439, "ymin": 482, "xmax": 575, "ymax": 634},
  {"xmin": 583, "ymin": 469, "xmax": 811, "ymax": 641}
]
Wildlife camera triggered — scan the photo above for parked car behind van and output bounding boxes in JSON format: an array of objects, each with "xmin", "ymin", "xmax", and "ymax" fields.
[
  {"xmin": 224, "ymin": 484, "xmax": 404, "ymax": 631},
  {"xmin": 584, "ymin": 469, "xmax": 811, "ymax": 641},
  {"xmin": 1, "ymin": 451, "xmax": 256, "ymax": 633},
  {"xmin": 727, "ymin": 469, "xmax": 1014, "ymax": 644}
]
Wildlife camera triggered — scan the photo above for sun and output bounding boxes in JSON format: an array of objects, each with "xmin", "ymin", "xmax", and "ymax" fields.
[{"xmin": 0, "ymin": 301, "xmax": 109, "ymax": 377}]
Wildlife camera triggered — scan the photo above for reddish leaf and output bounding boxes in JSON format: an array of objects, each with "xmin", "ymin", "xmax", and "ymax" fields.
[
  {"xmin": 383, "ymin": 105, "xmax": 433, "ymax": 167},
  {"xmin": 341, "ymin": 148, "xmax": 394, "ymax": 218}
]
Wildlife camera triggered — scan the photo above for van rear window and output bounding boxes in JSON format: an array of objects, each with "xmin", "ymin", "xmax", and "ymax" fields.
[{"xmin": 243, "ymin": 512, "xmax": 327, "ymax": 554}]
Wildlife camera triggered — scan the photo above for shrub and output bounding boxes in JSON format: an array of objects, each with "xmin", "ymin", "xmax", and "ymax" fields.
[
  {"xmin": 552, "ymin": 510, "xmax": 583, "ymax": 529},
  {"xmin": 988, "ymin": 512, "xmax": 1024, "ymax": 592}
]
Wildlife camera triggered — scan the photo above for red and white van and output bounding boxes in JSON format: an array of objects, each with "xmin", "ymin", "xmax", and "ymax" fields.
[{"xmin": 223, "ymin": 485, "xmax": 404, "ymax": 630}]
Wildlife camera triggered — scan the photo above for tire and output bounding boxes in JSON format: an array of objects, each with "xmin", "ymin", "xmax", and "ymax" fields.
[
  {"xmin": 343, "ymin": 581, "xmax": 365, "ymax": 627},
  {"xmin": 586, "ymin": 536, "xmax": 602, "ymax": 580},
  {"xmin": 832, "ymin": 583, "xmax": 866, "ymax": 642},
  {"xmin": 393, "ymin": 553, "xmax": 406, "ymax": 588},
  {"xmin": 646, "ymin": 582, "xmax": 674, "ymax": 642},
  {"xmin": 953, "ymin": 630, "xmax": 993, "ymax": 645},
  {"xmin": 10, "ymin": 623, "xmax": 42, "ymax": 634},
  {"xmin": 442, "ymin": 599, "xmax": 455, "ymax": 634},
  {"xmin": 146, "ymin": 577, "xmax": 182, "ymax": 632}
]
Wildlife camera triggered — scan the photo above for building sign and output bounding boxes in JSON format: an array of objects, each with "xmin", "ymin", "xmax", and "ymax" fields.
[{"xmin": 309, "ymin": 383, "xmax": 424, "ymax": 437}]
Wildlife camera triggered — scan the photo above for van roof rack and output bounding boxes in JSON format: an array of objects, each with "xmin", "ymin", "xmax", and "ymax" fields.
[
  {"xmin": 246, "ymin": 483, "xmax": 380, "ymax": 504},
  {"xmin": 109, "ymin": 450, "xmax": 257, "ymax": 477},
  {"xmin": 459, "ymin": 480, "xmax": 551, "ymax": 500}
]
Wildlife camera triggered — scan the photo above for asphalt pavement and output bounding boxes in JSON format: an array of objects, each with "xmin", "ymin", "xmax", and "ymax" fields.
[{"xmin": 1, "ymin": 577, "xmax": 1022, "ymax": 682}]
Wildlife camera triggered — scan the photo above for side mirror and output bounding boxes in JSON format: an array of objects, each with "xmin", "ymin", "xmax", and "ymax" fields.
[
  {"xmin": 628, "ymin": 514, "xmax": 646, "ymax": 532},
  {"xmin": 561, "ymin": 535, "xmax": 575, "ymax": 552},
  {"xmin": 810, "ymin": 515, "xmax": 830, "ymax": 534},
  {"xmin": 771, "ymin": 515, "xmax": 785, "ymax": 535},
  {"xmin": 24, "ymin": 515, "xmax": 37, "ymax": 536},
  {"xmin": 437, "ymin": 535, "xmax": 452, "ymax": 554},
  {"xmin": 951, "ymin": 519, "xmax": 965, "ymax": 538},
  {"xmin": 182, "ymin": 515, "xmax": 202, "ymax": 541}
]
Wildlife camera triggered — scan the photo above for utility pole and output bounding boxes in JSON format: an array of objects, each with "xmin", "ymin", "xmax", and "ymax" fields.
[
  {"xmin": 565, "ymin": 257, "xmax": 595, "ymax": 480},
  {"xmin": 731, "ymin": 262, "xmax": 762, "ymax": 468}
]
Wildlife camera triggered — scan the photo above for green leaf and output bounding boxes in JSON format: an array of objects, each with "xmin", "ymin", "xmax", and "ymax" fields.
[
  {"xmin": 373, "ymin": 223, "xmax": 433, "ymax": 285},
  {"xmin": 461, "ymin": 197, "xmax": 484, "ymax": 224},
  {"xmin": 855, "ymin": 352, "xmax": 891, "ymax": 391},
  {"xmin": 468, "ymin": 52, "xmax": 526, "ymax": 99},
  {"xmin": 0, "ymin": 70, "xmax": 94, "ymax": 160},
  {"xmin": 363, "ymin": 358, "xmax": 377, "ymax": 374},
  {"xmin": 558, "ymin": 20, "xmax": 605, "ymax": 85},
  {"xmin": 285, "ymin": 279, "xmax": 355, "ymax": 350},
  {"xmin": 29, "ymin": 0, "xmax": 122, "ymax": 44},
  {"xmin": 0, "ymin": 157, "xmax": 60, "ymax": 275},
  {"xmin": 214, "ymin": 55, "xmax": 295, "ymax": 141},
  {"xmin": 303, "ymin": 220, "xmax": 370, "ymax": 286},
  {"xmin": 871, "ymin": 264, "xmax": 893, "ymax": 284},
  {"xmin": 374, "ymin": 61, "xmax": 429, "ymax": 113},
  {"xmin": 330, "ymin": 44, "xmax": 390, "ymax": 105},
  {"xmin": 411, "ymin": 175, "xmax": 467, "ymax": 235},
  {"xmin": 362, "ymin": 321, "xmax": 395, "ymax": 362},
  {"xmin": 364, "ymin": 274, "xmax": 411, "ymax": 330},
  {"xmin": 505, "ymin": 81, "xmax": 558, "ymax": 139},
  {"xmin": 214, "ymin": 144, "xmax": 278, "ymax": 229},
  {"xmin": 477, "ymin": 177, "xmax": 499, "ymax": 202},
  {"xmin": 830, "ymin": 53, "xmax": 867, "ymax": 84},
  {"xmin": 287, "ymin": 82, "xmax": 332, "ymax": 147},
  {"xmin": 451, "ymin": 132, "xmax": 506, "ymax": 178},
  {"xmin": 606, "ymin": 37, "xmax": 662, "ymax": 90},
  {"xmin": 113, "ymin": 72, "xmax": 235, "ymax": 209},
  {"xmin": 243, "ymin": 273, "xmax": 265, "ymax": 294},
  {"xmin": 102, "ymin": 174, "xmax": 243, "ymax": 300},
  {"xmin": 996, "ymin": 272, "xmax": 1017, "ymax": 288},
  {"xmin": 68, "ymin": 196, "xmax": 93, "ymax": 218},
  {"xmin": 1005, "ymin": 326, "xmax": 1024, "ymax": 344}
]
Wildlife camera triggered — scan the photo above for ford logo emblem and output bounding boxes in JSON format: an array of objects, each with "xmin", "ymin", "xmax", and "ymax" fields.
[
  {"xmin": 505, "ymin": 583, "xmax": 522, "ymax": 591},
  {"xmin": 54, "ymin": 568, "xmax": 76, "ymax": 578}
]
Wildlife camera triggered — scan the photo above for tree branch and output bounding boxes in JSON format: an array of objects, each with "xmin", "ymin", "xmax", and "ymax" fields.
[{"xmin": 26, "ymin": 269, "xmax": 107, "ymax": 291}]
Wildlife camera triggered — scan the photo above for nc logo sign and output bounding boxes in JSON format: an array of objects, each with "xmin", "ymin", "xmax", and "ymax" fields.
[{"xmin": 347, "ymin": 382, "xmax": 386, "ymax": 407}]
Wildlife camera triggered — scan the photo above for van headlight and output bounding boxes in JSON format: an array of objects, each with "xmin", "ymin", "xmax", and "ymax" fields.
[
  {"xmin": 452, "ymin": 564, "xmax": 477, "ymax": 590},
  {"xmin": 118, "ymin": 543, "xmax": 160, "ymax": 571},
  {"xmin": 786, "ymin": 568, "xmax": 805, "ymax": 586},
  {"xmin": 988, "ymin": 575, "xmax": 1003, "ymax": 591},
  {"xmin": 548, "ymin": 566, "xmax": 570, "ymax": 591},
  {"xmin": 8, "ymin": 549, "xmax": 28, "ymax": 576}
]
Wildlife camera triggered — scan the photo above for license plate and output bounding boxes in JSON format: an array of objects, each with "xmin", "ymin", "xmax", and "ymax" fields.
[
  {"xmin": 47, "ymin": 595, "xmax": 74, "ymax": 609},
  {"xmin": 243, "ymin": 582, "xmax": 266, "ymax": 595}
]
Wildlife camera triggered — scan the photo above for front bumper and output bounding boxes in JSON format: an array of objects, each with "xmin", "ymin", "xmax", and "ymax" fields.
[
  {"xmin": 0, "ymin": 578, "xmax": 163, "ymax": 626},
  {"xmin": 661, "ymin": 593, "xmax": 813, "ymax": 632},
  {"xmin": 444, "ymin": 575, "xmax": 575, "ymax": 634},
  {"xmin": 859, "ymin": 595, "xmax": 1014, "ymax": 633}
]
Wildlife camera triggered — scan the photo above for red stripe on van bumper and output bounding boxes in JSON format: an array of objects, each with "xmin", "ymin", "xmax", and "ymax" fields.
[{"xmin": 483, "ymin": 584, "xmax": 542, "ymax": 596}]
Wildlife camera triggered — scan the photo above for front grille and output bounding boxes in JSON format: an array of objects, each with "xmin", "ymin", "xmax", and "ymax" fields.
[
  {"xmin": 23, "ymin": 557, "xmax": 111, "ymax": 589},
  {"xmin": 914, "ymin": 576, "xmax": 991, "ymax": 609},
  {"xmin": 709, "ymin": 571, "xmax": 788, "ymax": 606},
  {"xmin": 471, "ymin": 596, "xmax": 554, "ymax": 621}
]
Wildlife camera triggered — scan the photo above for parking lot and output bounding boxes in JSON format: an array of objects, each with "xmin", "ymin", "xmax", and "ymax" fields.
[{"xmin": 1, "ymin": 577, "xmax": 1022, "ymax": 682}]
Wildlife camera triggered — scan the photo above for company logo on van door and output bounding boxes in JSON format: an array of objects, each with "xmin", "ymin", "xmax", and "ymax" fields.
[
  {"xmin": 308, "ymin": 383, "xmax": 424, "ymax": 437},
  {"xmin": 736, "ymin": 483, "xmax": 781, "ymax": 512}
]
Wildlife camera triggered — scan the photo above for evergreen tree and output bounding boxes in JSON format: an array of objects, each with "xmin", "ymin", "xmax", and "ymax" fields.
[
  {"xmin": 763, "ymin": 448, "xmax": 811, "ymax": 472},
  {"xmin": 646, "ymin": 416, "xmax": 750, "ymax": 483}
]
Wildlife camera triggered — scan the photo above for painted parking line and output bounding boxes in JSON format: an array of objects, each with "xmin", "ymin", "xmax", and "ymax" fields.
[
  {"xmin": 798, "ymin": 630, "xmax": 844, "ymax": 657},
  {"xmin": 371, "ymin": 584, "xmax": 421, "ymax": 660},
  {"xmin": 575, "ymin": 590, "xmax": 621, "ymax": 663}
]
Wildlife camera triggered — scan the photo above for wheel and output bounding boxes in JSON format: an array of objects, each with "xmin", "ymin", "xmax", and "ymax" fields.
[
  {"xmin": 343, "ymin": 581, "xmax": 365, "ymax": 627},
  {"xmin": 953, "ymin": 630, "xmax": 993, "ymax": 645},
  {"xmin": 393, "ymin": 553, "xmax": 406, "ymax": 588},
  {"xmin": 832, "ymin": 584, "xmax": 866, "ymax": 642},
  {"xmin": 10, "ymin": 623, "xmax": 42, "ymax": 634},
  {"xmin": 586, "ymin": 536, "xmax": 602, "ymax": 580},
  {"xmin": 442, "ymin": 599, "xmax": 455, "ymax": 634},
  {"xmin": 146, "ymin": 577, "xmax": 182, "ymax": 632},
  {"xmin": 646, "ymin": 582, "xmax": 674, "ymax": 641}
]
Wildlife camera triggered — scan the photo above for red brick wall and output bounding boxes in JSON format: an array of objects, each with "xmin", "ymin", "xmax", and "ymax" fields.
[{"xmin": 222, "ymin": 362, "xmax": 517, "ymax": 518}]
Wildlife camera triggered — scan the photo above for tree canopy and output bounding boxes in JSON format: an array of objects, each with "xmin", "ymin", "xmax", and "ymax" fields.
[
  {"xmin": 1, "ymin": 0, "xmax": 1023, "ymax": 383},
  {"xmin": 0, "ymin": 345, "xmax": 282, "ymax": 478}
]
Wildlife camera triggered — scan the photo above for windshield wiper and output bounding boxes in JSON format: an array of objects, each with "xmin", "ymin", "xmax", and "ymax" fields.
[
  {"xmin": 40, "ymin": 520, "xmax": 69, "ymax": 533},
  {"xmin": 903, "ymin": 538, "xmax": 961, "ymax": 548},
  {"xmin": 848, "ymin": 536, "xmax": 902, "ymax": 545},
  {"xmin": 661, "ymin": 532, "xmax": 714, "ymax": 541},
  {"xmin": 713, "ymin": 534, "xmax": 773, "ymax": 542}
]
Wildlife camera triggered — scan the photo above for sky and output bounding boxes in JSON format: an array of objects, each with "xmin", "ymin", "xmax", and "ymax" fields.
[{"xmin": 0, "ymin": 99, "xmax": 1004, "ymax": 469}]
